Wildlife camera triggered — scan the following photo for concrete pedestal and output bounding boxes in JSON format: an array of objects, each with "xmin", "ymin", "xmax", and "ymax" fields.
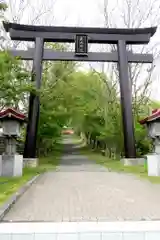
[
  {"xmin": 23, "ymin": 158, "xmax": 38, "ymax": 168},
  {"xmin": 0, "ymin": 154, "xmax": 23, "ymax": 177},
  {"xmin": 121, "ymin": 158, "xmax": 145, "ymax": 166},
  {"xmin": 146, "ymin": 154, "xmax": 160, "ymax": 177}
]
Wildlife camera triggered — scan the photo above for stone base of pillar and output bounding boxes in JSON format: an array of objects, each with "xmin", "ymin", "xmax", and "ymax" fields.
[
  {"xmin": 23, "ymin": 158, "xmax": 38, "ymax": 168},
  {"xmin": 0, "ymin": 154, "xmax": 23, "ymax": 177},
  {"xmin": 121, "ymin": 158, "xmax": 145, "ymax": 166},
  {"xmin": 146, "ymin": 154, "xmax": 160, "ymax": 177}
]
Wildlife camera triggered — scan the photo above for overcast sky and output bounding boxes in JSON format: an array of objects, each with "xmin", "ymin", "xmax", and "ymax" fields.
[{"xmin": 5, "ymin": 0, "xmax": 160, "ymax": 101}]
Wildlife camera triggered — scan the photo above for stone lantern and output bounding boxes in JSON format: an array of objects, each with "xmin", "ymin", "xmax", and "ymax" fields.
[
  {"xmin": 0, "ymin": 108, "xmax": 26, "ymax": 177},
  {"xmin": 139, "ymin": 109, "xmax": 160, "ymax": 176}
]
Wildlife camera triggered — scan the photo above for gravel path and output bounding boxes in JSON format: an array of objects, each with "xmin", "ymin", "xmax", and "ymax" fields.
[{"xmin": 2, "ymin": 139, "xmax": 160, "ymax": 222}]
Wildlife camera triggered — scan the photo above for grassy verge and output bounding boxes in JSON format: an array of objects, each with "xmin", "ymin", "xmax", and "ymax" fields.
[
  {"xmin": 0, "ymin": 146, "xmax": 62, "ymax": 206},
  {"xmin": 82, "ymin": 148, "xmax": 160, "ymax": 184}
]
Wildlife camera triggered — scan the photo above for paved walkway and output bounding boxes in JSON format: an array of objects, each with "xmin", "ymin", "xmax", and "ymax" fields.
[{"xmin": 3, "ymin": 138, "xmax": 160, "ymax": 221}]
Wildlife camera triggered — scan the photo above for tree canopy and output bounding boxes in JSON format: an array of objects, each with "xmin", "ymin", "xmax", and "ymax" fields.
[{"xmin": 0, "ymin": 41, "xmax": 156, "ymax": 157}]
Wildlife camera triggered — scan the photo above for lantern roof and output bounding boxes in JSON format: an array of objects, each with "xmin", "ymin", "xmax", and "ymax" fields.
[
  {"xmin": 139, "ymin": 109, "xmax": 160, "ymax": 125},
  {"xmin": 0, "ymin": 108, "xmax": 26, "ymax": 122}
]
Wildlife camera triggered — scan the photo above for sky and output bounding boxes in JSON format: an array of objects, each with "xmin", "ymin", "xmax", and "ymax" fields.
[{"xmin": 5, "ymin": 0, "xmax": 160, "ymax": 101}]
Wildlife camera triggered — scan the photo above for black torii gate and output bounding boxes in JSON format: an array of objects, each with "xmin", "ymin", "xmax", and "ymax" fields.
[{"xmin": 3, "ymin": 22, "xmax": 157, "ymax": 159}]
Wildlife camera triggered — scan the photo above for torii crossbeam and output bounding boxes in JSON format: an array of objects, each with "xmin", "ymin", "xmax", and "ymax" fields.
[{"xmin": 3, "ymin": 22, "xmax": 157, "ymax": 160}]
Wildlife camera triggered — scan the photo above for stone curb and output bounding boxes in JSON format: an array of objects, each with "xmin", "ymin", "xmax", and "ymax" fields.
[{"xmin": 0, "ymin": 174, "xmax": 41, "ymax": 221}]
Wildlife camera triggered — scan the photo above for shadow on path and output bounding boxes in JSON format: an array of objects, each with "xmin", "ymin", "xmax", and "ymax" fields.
[{"xmin": 60, "ymin": 136, "xmax": 91, "ymax": 166}]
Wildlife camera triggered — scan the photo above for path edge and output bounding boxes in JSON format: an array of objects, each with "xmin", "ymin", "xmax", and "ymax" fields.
[{"xmin": 0, "ymin": 174, "xmax": 41, "ymax": 221}]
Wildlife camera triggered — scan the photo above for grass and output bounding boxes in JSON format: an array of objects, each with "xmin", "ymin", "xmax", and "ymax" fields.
[
  {"xmin": 82, "ymin": 148, "xmax": 160, "ymax": 184},
  {"xmin": 0, "ymin": 146, "xmax": 62, "ymax": 206}
]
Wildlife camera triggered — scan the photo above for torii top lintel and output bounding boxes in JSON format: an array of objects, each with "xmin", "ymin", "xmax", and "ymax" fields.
[{"xmin": 3, "ymin": 22, "xmax": 157, "ymax": 44}]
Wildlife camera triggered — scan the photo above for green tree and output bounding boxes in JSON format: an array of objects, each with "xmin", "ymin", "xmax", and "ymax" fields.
[
  {"xmin": 0, "ymin": 51, "xmax": 32, "ymax": 110},
  {"xmin": 0, "ymin": 1, "xmax": 7, "ymax": 13},
  {"xmin": 37, "ymin": 43, "xmax": 76, "ymax": 156}
]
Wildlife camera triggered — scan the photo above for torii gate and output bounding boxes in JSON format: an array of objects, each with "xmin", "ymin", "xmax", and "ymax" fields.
[{"xmin": 3, "ymin": 22, "xmax": 157, "ymax": 160}]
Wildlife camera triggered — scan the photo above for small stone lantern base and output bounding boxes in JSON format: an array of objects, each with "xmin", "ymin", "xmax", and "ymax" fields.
[
  {"xmin": 23, "ymin": 158, "xmax": 38, "ymax": 168},
  {"xmin": 121, "ymin": 158, "xmax": 145, "ymax": 166},
  {"xmin": 0, "ymin": 154, "xmax": 23, "ymax": 177},
  {"xmin": 146, "ymin": 154, "xmax": 160, "ymax": 176}
]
